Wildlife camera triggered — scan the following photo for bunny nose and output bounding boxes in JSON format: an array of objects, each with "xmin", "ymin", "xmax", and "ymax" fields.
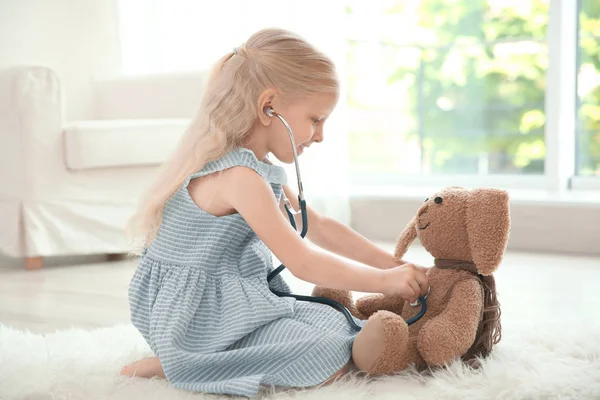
[{"xmin": 418, "ymin": 205, "xmax": 429, "ymax": 216}]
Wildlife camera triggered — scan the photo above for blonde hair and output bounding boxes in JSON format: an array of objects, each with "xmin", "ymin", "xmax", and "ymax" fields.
[{"xmin": 127, "ymin": 28, "xmax": 339, "ymax": 253}]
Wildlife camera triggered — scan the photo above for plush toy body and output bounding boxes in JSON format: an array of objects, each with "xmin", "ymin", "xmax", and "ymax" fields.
[{"xmin": 313, "ymin": 187, "xmax": 510, "ymax": 375}]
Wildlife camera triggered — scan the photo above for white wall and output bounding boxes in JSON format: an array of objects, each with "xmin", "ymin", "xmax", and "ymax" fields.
[{"xmin": 0, "ymin": 0, "xmax": 121, "ymax": 121}]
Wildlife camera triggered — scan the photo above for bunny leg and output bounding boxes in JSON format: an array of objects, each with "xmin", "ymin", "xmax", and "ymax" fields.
[{"xmin": 352, "ymin": 310, "xmax": 424, "ymax": 375}]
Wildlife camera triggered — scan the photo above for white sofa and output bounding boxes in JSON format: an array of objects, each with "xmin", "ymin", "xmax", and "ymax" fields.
[{"xmin": 0, "ymin": 66, "xmax": 207, "ymax": 269}]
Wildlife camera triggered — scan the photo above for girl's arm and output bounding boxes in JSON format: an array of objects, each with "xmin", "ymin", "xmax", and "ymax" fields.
[
  {"xmin": 221, "ymin": 166, "xmax": 428, "ymax": 302},
  {"xmin": 280, "ymin": 184, "xmax": 408, "ymax": 270}
]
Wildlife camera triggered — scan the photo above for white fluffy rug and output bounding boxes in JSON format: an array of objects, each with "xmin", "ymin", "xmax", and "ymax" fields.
[{"xmin": 1, "ymin": 322, "xmax": 599, "ymax": 400}]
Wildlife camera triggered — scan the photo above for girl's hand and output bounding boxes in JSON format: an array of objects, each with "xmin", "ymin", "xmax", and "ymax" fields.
[{"xmin": 382, "ymin": 263, "xmax": 429, "ymax": 303}]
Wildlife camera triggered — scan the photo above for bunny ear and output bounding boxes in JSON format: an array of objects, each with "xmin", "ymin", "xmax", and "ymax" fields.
[
  {"xmin": 393, "ymin": 218, "xmax": 418, "ymax": 261},
  {"xmin": 466, "ymin": 189, "xmax": 511, "ymax": 275}
]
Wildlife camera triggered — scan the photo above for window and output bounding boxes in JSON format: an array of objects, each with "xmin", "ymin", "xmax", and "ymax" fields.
[
  {"xmin": 577, "ymin": 0, "xmax": 600, "ymax": 176},
  {"xmin": 117, "ymin": 0, "xmax": 596, "ymax": 190},
  {"xmin": 345, "ymin": 0, "xmax": 549, "ymax": 178}
]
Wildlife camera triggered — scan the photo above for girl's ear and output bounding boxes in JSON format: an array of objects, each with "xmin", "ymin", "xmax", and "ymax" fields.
[
  {"xmin": 393, "ymin": 218, "xmax": 418, "ymax": 261},
  {"xmin": 258, "ymin": 88, "xmax": 278, "ymax": 126}
]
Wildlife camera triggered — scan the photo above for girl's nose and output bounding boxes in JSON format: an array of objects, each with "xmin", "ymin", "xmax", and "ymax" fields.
[{"xmin": 312, "ymin": 130, "xmax": 323, "ymax": 143}]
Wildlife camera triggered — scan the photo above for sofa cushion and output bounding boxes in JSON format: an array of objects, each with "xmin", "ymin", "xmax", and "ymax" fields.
[{"xmin": 64, "ymin": 119, "xmax": 189, "ymax": 170}]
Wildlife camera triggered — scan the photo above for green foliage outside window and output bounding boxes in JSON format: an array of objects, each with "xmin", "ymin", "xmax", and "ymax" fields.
[{"xmin": 345, "ymin": 0, "xmax": 599, "ymax": 176}]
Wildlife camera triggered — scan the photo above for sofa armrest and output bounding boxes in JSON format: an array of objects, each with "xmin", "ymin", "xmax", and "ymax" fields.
[
  {"xmin": 64, "ymin": 118, "xmax": 189, "ymax": 170},
  {"xmin": 0, "ymin": 66, "xmax": 63, "ymax": 200}
]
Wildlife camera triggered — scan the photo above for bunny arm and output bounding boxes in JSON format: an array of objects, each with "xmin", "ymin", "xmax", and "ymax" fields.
[
  {"xmin": 417, "ymin": 278, "xmax": 483, "ymax": 367},
  {"xmin": 355, "ymin": 294, "xmax": 406, "ymax": 319},
  {"xmin": 311, "ymin": 286, "xmax": 366, "ymax": 319}
]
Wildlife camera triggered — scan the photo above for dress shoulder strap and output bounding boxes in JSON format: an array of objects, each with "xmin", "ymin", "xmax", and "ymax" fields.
[{"xmin": 183, "ymin": 147, "xmax": 287, "ymax": 187}]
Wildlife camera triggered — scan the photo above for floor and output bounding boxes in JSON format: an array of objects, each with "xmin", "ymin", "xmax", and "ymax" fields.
[{"xmin": 1, "ymin": 245, "xmax": 599, "ymax": 335}]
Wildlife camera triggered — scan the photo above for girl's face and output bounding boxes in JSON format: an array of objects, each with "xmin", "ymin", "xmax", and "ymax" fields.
[{"xmin": 266, "ymin": 92, "xmax": 338, "ymax": 164}]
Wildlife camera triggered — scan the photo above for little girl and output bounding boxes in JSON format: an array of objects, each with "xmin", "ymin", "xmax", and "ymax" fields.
[{"xmin": 121, "ymin": 28, "xmax": 429, "ymax": 397}]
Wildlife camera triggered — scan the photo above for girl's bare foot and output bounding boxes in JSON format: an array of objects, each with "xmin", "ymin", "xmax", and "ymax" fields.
[{"xmin": 120, "ymin": 357, "xmax": 166, "ymax": 379}]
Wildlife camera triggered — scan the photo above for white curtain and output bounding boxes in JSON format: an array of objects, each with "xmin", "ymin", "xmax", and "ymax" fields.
[{"xmin": 117, "ymin": 0, "xmax": 351, "ymax": 224}]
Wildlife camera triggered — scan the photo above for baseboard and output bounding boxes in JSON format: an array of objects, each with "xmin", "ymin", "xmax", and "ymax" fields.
[{"xmin": 350, "ymin": 194, "xmax": 600, "ymax": 256}]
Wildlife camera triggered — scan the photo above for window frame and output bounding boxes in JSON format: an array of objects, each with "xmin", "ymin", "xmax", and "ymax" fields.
[
  {"xmin": 571, "ymin": 176, "xmax": 600, "ymax": 190},
  {"xmin": 544, "ymin": 0, "xmax": 578, "ymax": 191}
]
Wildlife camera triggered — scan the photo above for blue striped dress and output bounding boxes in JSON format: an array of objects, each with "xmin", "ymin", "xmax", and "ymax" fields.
[{"xmin": 128, "ymin": 147, "xmax": 365, "ymax": 397}]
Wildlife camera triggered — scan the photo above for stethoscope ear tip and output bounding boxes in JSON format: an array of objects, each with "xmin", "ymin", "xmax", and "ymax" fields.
[{"xmin": 263, "ymin": 106, "xmax": 274, "ymax": 117}]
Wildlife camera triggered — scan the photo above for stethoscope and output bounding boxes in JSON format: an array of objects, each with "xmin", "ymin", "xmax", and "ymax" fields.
[{"xmin": 262, "ymin": 106, "xmax": 428, "ymax": 330}]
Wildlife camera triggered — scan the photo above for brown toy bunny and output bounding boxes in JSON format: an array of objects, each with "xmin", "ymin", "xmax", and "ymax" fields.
[{"xmin": 312, "ymin": 186, "xmax": 510, "ymax": 375}]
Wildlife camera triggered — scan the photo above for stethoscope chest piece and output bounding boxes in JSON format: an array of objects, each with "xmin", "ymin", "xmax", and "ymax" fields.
[{"xmin": 410, "ymin": 286, "xmax": 431, "ymax": 307}]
